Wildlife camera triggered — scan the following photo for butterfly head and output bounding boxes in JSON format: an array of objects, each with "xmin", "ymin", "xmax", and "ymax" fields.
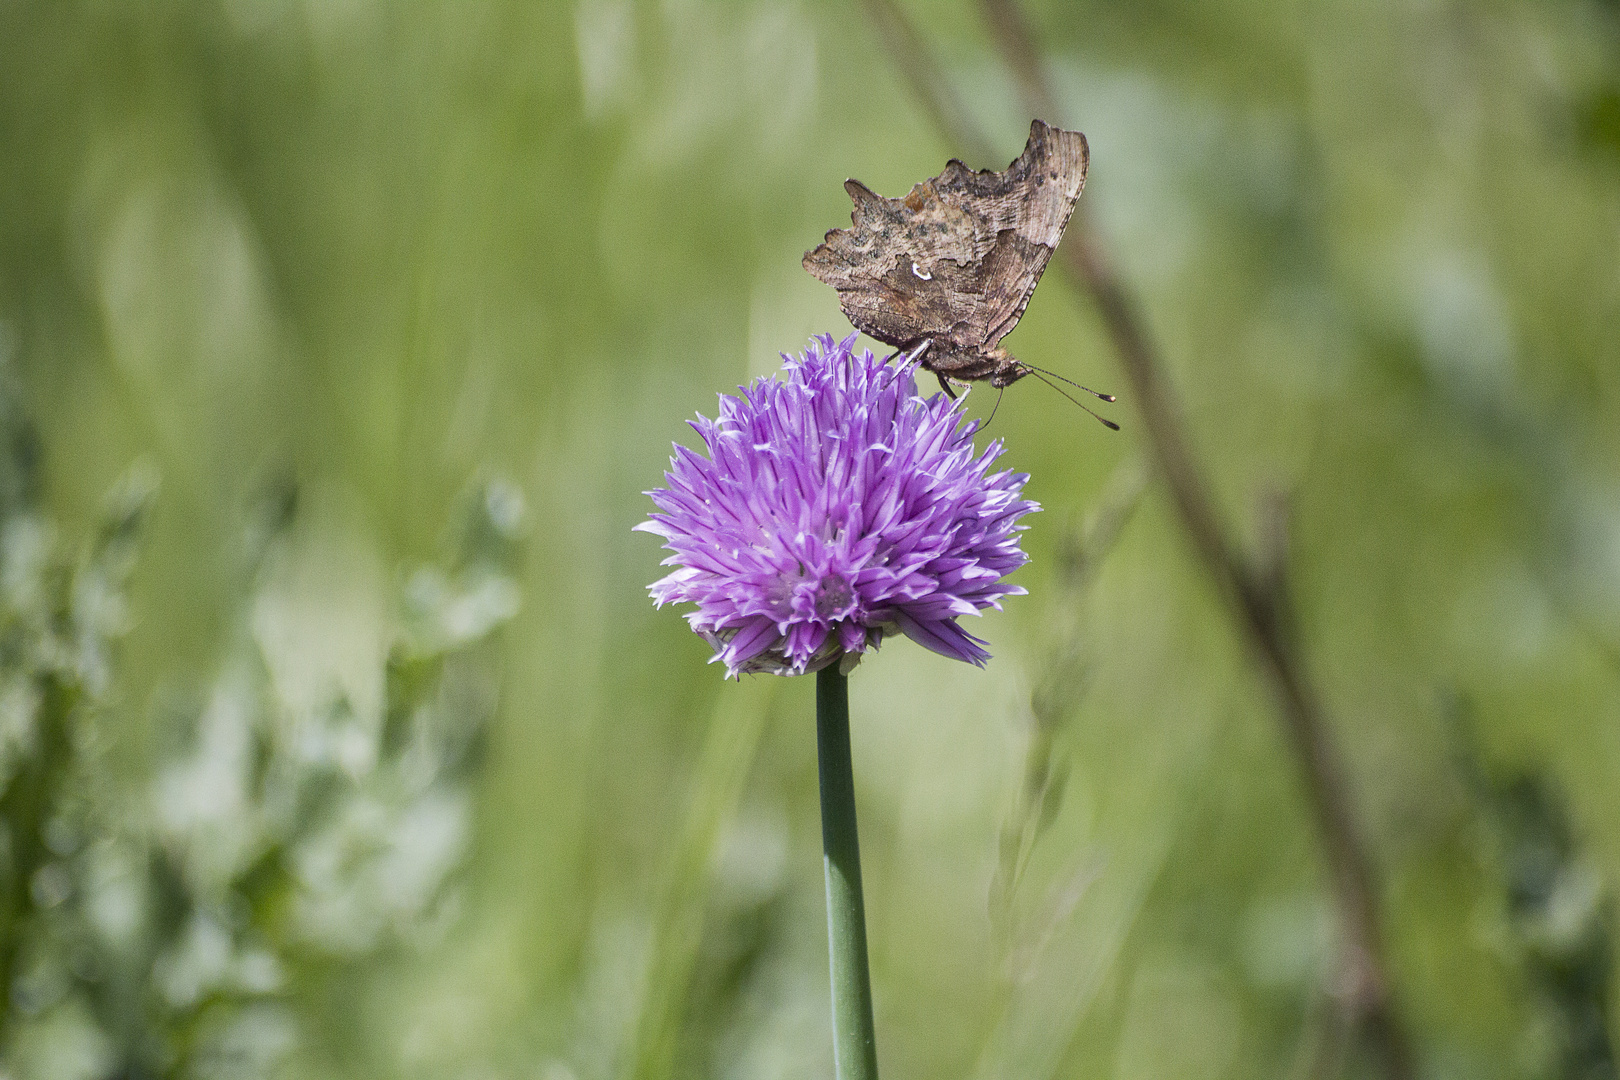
[{"xmin": 987, "ymin": 351, "xmax": 1032, "ymax": 389}]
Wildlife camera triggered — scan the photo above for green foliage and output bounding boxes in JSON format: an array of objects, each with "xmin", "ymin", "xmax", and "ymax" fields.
[
  {"xmin": 0, "ymin": 1, "xmax": 1619, "ymax": 1078},
  {"xmin": 0, "ymin": 354, "xmax": 522, "ymax": 1078}
]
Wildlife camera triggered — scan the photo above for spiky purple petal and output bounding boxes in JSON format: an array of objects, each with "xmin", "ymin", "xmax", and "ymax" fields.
[{"xmin": 637, "ymin": 333, "xmax": 1038, "ymax": 677}]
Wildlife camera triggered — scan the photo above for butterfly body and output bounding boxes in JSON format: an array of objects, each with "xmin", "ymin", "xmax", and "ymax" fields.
[{"xmin": 803, "ymin": 119, "xmax": 1088, "ymax": 395}]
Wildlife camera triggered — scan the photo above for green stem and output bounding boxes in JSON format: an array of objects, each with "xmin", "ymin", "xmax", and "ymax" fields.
[{"xmin": 816, "ymin": 665, "xmax": 879, "ymax": 1080}]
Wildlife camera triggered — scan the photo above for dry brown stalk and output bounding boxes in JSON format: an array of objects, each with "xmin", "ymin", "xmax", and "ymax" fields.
[{"xmin": 857, "ymin": 1, "xmax": 1416, "ymax": 1076}]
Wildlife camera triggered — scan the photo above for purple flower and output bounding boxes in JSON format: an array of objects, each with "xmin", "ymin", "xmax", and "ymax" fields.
[{"xmin": 637, "ymin": 333, "xmax": 1038, "ymax": 678}]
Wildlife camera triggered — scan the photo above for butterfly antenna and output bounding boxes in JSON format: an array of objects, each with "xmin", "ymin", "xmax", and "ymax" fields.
[
  {"xmin": 1018, "ymin": 362, "xmax": 1116, "ymax": 402},
  {"xmin": 1028, "ymin": 370, "xmax": 1121, "ymax": 430}
]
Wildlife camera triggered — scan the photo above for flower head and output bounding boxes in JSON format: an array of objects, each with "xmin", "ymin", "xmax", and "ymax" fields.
[{"xmin": 637, "ymin": 333, "xmax": 1038, "ymax": 677}]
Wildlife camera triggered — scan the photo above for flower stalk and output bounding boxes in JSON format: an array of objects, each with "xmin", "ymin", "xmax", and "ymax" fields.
[
  {"xmin": 640, "ymin": 335, "xmax": 1037, "ymax": 1077},
  {"xmin": 816, "ymin": 665, "xmax": 879, "ymax": 1080}
]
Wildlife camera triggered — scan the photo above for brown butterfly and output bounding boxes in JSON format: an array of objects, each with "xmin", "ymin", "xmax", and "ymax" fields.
[{"xmin": 803, "ymin": 119, "xmax": 1113, "ymax": 423}]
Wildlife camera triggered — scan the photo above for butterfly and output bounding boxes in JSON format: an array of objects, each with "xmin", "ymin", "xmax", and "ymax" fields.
[{"xmin": 803, "ymin": 119, "xmax": 1112, "ymax": 423}]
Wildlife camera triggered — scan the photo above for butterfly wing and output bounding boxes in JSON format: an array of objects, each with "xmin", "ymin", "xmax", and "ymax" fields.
[
  {"xmin": 802, "ymin": 120, "xmax": 1088, "ymax": 353},
  {"xmin": 941, "ymin": 120, "xmax": 1088, "ymax": 350},
  {"xmin": 802, "ymin": 176, "xmax": 990, "ymax": 349}
]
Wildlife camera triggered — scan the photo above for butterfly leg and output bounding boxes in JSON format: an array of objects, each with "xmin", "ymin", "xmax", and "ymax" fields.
[
  {"xmin": 936, "ymin": 373, "xmax": 958, "ymax": 399},
  {"xmin": 903, "ymin": 339, "xmax": 933, "ymax": 367}
]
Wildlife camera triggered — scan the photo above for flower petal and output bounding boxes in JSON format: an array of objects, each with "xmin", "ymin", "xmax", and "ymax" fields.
[{"xmin": 637, "ymin": 334, "xmax": 1036, "ymax": 678}]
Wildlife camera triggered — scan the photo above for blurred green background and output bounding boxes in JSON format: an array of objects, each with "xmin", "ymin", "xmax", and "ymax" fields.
[{"xmin": 2, "ymin": 1, "xmax": 1620, "ymax": 1078}]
